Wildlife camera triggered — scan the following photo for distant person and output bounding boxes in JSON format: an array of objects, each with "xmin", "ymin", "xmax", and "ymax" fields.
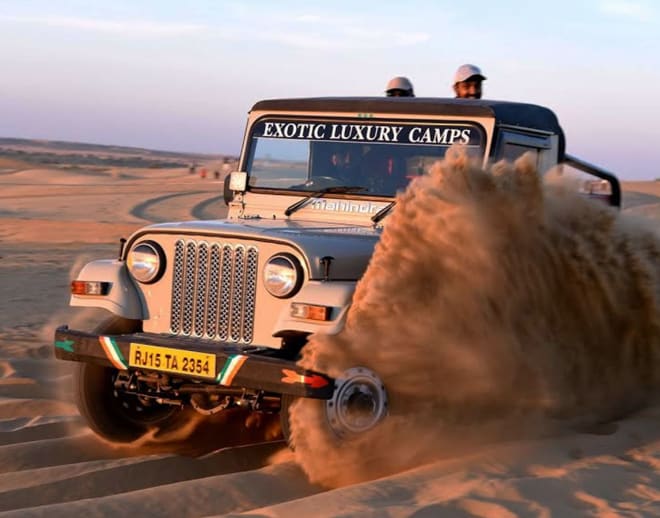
[
  {"xmin": 385, "ymin": 76, "xmax": 415, "ymax": 97},
  {"xmin": 221, "ymin": 157, "xmax": 231, "ymax": 179},
  {"xmin": 453, "ymin": 64, "xmax": 486, "ymax": 99}
]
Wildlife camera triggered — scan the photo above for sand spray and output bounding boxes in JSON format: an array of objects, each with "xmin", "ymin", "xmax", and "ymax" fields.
[{"xmin": 290, "ymin": 148, "xmax": 660, "ymax": 486}]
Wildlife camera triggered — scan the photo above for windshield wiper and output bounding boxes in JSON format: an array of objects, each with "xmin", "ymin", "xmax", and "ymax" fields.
[
  {"xmin": 284, "ymin": 186, "xmax": 366, "ymax": 216},
  {"xmin": 371, "ymin": 201, "xmax": 396, "ymax": 224}
]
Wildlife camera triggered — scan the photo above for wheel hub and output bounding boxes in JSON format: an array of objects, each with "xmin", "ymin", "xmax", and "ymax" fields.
[{"xmin": 326, "ymin": 367, "xmax": 388, "ymax": 437}]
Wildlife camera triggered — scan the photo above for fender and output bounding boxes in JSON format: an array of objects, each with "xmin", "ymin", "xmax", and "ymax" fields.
[
  {"xmin": 273, "ymin": 281, "xmax": 356, "ymax": 336},
  {"xmin": 70, "ymin": 259, "xmax": 144, "ymax": 319}
]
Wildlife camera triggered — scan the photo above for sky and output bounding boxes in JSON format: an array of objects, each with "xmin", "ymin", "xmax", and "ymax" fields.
[{"xmin": 1, "ymin": 0, "xmax": 659, "ymax": 179}]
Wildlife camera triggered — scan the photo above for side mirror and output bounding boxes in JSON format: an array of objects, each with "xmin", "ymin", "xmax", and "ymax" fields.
[
  {"xmin": 562, "ymin": 155, "xmax": 622, "ymax": 208},
  {"xmin": 223, "ymin": 171, "xmax": 247, "ymax": 205}
]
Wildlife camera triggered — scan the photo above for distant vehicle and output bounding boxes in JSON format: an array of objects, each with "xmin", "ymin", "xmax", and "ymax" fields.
[{"xmin": 54, "ymin": 97, "xmax": 621, "ymax": 445}]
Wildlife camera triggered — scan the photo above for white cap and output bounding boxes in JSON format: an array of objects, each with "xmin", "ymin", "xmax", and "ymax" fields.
[
  {"xmin": 385, "ymin": 76, "xmax": 414, "ymax": 93},
  {"xmin": 453, "ymin": 64, "xmax": 486, "ymax": 84}
]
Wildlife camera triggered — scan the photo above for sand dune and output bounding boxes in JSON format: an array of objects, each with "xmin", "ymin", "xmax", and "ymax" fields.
[{"xmin": 1, "ymin": 158, "xmax": 659, "ymax": 516}]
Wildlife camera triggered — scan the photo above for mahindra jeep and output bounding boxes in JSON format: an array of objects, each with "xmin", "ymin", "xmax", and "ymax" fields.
[{"xmin": 54, "ymin": 97, "xmax": 621, "ymax": 443}]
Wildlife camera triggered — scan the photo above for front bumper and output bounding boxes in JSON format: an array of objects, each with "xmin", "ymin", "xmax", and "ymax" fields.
[{"xmin": 54, "ymin": 325, "xmax": 334, "ymax": 399}]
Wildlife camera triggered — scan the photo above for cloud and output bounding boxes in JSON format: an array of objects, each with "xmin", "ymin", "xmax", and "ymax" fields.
[
  {"xmin": 212, "ymin": 8, "xmax": 430, "ymax": 50},
  {"xmin": 256, "ymin": 28, "xmax": 430, "ymax": 50},
  {"xmin": 0, "ymin": 7, "xmax": 432, "ymax": 49},
  {"xmin": 295, "ymin": 14, "xmax": 322, "ymax": 23},
  {"xmin": 599, "ymin": 1, "xmax": 653, "ymax": 21},
  {"xmin": 391, "ymin": 32, "xmax": 431, "ymax": 46},
  {"xmin": 0, "ymin": 15, "xmax": 206, "ymax": 36},
  {"xmin": 254, "ymin": 16, "xmax": 430, "ymax": 50}
]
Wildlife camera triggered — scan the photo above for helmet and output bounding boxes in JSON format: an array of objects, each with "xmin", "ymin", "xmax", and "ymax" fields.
[{"xmin": 385, "ymin": 76, "xmax": 414, "ymax": 97}]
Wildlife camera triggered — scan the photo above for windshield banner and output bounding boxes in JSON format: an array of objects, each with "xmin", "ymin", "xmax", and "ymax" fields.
[{"xmin": 253, "ymin": 119, "xmax": 482, "ymax": 146}]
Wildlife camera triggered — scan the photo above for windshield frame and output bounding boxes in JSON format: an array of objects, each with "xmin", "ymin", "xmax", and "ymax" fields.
[{"xmin": 242, "ymin": 115, "xmax": 487, "ymax": 198}]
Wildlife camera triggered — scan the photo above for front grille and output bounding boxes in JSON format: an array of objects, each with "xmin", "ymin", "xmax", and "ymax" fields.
[{"xmin": 170, "ymin": 239, "xmax": 259, "ymax": 343}]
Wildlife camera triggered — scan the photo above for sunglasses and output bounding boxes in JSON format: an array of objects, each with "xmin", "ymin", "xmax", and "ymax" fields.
[{"xmin": 386, "ymin": 89, "xmax": 412, "ymax": 97}]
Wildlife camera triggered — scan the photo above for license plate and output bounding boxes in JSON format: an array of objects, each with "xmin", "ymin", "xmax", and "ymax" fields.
[{"xmin": 129, "ymin": 343, "xmax": 216, "ymax": 379}]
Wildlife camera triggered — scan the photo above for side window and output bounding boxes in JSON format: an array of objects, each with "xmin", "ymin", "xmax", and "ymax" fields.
[
  {"xmin": 501, "ymin": 143, "xmax": 539, "ymax": 163},
  {"xmin": 495, "ymin": 130, "xmax": 554, "ymax": 172}
]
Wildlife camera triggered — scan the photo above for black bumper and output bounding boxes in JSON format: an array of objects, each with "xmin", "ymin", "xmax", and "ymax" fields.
[{"xmin": 54, "ymin": 325, "xmax": 335, "ymax": 399}]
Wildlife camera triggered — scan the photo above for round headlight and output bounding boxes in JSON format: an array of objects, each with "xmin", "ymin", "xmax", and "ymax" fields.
[
  {"xmin": 263, "ymin": 254, "xmax": 303, "ymax": 298},
  {"xmin": 127, "ymin": 241, "xmax": 165, "ymax": 284}
]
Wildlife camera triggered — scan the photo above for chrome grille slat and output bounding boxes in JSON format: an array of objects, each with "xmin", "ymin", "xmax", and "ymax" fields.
[
  {"xmin": 243, "ymin": 248, "xmax": 259, "ymax": 342},
  {"xmin": 219, "ymin": 246, "xmax": 232, "ymax": 341},
  {"xmin": 182, "ymin": 242, "xmax": 196, "ymax": 335},
  {"xmin": 230, "ymin": 247, "xmax": 245, "ymax": 342},
  {"xmin": 170, "ymin": 239, "xmax": 258, "ymax": 343},
  {"xmin": 170, "ymin": 241, "xmax": 185, "ymax": 333},
  {"xmin": 205, "ymin": 244, "xmax": 221, "ymax": 337},
  {"xmin": 193, "ymin": 243, "xmax": 209, "ymax": 336}
]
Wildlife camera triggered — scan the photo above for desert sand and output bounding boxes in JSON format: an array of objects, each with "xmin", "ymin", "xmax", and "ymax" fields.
[{"xmin": 1, "ymin": 147, "xmax": 660, "ymax": 517}]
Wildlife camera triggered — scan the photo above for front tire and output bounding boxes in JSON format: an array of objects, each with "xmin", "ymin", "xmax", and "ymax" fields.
[
  {"xmin": 281, "ymin": 366, "xmax": 388, "ymax": 448},
  {"xmin": 74, "ymin": 317, "xmax": 181, "ymax": 443},
  {"xmin": 288, "ymin": 368, "xmax": 390, "ymax": 487}
]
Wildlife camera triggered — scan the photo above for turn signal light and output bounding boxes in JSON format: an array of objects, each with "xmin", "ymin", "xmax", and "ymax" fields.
[
  {"xmin": 71, "ymin": 280, "xmax": 111, "ymax": 296},
  {"xmin": 290, "ymin": 303, "xmax": 331, "ymax": 321}
]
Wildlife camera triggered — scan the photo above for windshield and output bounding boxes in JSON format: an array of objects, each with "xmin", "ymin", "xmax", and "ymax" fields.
[{"xmin": 245, "ymin": 118, "xmax": 486, "ymax": 197}]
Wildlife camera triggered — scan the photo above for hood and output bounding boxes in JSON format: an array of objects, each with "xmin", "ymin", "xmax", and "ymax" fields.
[{"xmin": 131, "ymin": 218, "xmax": 382, "ymax": 280}]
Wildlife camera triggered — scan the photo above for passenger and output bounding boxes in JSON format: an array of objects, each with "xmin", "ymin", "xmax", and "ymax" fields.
[
  {"xmin": 328, "ymin": 148, "xmax": 357, "ymax": 180},
  {"xmin": 360, "ymin": 147, "xmax": 407, "ymax": 194},
  {"xmin": 452, "ymin": 64, "xmax": 486, "ymax": 99},
  {"xmin": 385, "ymin": 76, "xmax": 415, "ymax": 97}
]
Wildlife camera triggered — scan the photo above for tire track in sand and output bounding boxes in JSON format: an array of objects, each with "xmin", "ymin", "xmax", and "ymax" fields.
[
  {"xmin": 0, "ymin": 441, "xmax": 289, "ymax": 514},
  {"xmin": 129, "ymin": 191, "xmax": 212, "ymax": 223},
  {"xmin": 190, "ymin": 195, "xmax": 228, "ymax": 220}
]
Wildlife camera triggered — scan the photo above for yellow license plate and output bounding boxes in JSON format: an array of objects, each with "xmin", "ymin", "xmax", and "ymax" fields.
[{"xmin": 129, "ymin": 343, "xmax": 216, "ymax": 379}]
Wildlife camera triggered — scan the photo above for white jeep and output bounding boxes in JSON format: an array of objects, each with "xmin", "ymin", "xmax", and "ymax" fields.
[{"xmin": 54, "ymin": 97, "xmax": 621, "ymax": 443}]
